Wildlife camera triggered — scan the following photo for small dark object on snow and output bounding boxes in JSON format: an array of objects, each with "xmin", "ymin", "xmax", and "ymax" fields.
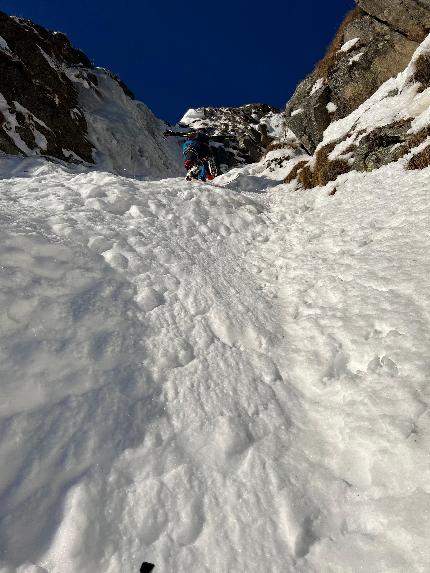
[{"xmin": 140, "ymin": 563, "xmax": 155, "ymax": 572}]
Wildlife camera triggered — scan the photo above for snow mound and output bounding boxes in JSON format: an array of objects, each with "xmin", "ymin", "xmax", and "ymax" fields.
[
  {"xmin": 179, "ymin": 108, "xmax": 206, "ymax": 126},
  {"xmin": 216, "ymin": 128, "xmax": 308, "ymax": 190}
]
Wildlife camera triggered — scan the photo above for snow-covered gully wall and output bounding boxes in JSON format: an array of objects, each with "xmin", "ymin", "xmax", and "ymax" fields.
[{"xmin": 0, "ymin": 10, "xmax": 182, "ymax": 180}]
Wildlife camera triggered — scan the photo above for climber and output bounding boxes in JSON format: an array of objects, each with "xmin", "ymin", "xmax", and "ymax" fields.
[{"xmin": 163, "ymin": 128, "xmax": 217, "ymax": 181}]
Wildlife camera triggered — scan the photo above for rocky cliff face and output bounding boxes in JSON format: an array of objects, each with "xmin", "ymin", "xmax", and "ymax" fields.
[
  {"xmin": 0, "ymin": 11, "xmax": 182, "ymax": 178},
  {"xmin": 0, "ymin": 11, "xmax": 94, "ymax": 161},
  {"xmin": 284, "ymin": 31, "xmax": 430, "ymax": 190},
  {"xmin": 178, "ymin": 104, "xmax": 286, "ymax": 171},
  {"xmin": 285, "ymin": 1, "xmax": 429, "ymax": 154},
  {"xmin": 357, "ymin": 0, "xmax": 430, "ymax": 42}
]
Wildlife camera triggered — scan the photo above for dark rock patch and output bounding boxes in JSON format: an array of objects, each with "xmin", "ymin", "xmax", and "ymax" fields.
[
  {"xmin": 285, "ymin": 80, "xmax": 332, "ymax": 154},
  {"xmin": 351, "ymin": 120, "xmax": 412, "ymax": 171},
  {"xmin": 140, "ymin": 563, "xmax": 155, "ymax": 572},
  {"xmin": 0, "ymin": 11, "xmax": 136, "ymax": 164},
  {"xmin": 411, "ymin": 53, "xmax": 430, "ymax": 91},
  {"xmin": 0, "ymin": 10, "xmax": 93, "ymax": 161},
  {"xmin": 408, "ymin": 144, "xmax": 430, "ymax": 169}
]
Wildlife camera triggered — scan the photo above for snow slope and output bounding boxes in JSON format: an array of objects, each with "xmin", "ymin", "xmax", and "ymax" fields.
[
  {"xmin": 74, "ymin": 68, "xmax": 183, "ymax": 179},
  {"xmin": 0, "ymin": 147, "xmax": 429, "ymax": 573}
]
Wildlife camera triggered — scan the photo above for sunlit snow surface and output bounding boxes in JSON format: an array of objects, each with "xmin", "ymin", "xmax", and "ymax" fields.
[{"xmin": 0, "ymin": 154, "xmax": 429, "ymax": 573}]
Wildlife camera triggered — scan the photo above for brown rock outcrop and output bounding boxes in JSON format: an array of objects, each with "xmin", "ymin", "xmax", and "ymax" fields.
[
  {"xmin": 285, "ymin": 1, "xmax": 426, "ymax": 153},
  {"xmin": 357, "ymin": 0, "xmax": 430, "ymax": 42}
]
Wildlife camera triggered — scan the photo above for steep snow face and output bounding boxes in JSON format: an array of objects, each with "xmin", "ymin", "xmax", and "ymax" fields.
[
  {"xmin": 0, "ymin": 151, "xmax": 429, "ymax": 573},
  {"xmin": 75, "ymin": 67, "xmax": 183, "ymax": 179}
]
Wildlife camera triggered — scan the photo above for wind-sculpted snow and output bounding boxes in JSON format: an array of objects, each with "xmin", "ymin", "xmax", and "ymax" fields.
[{"xmin": 0, "ymin": 155, "xmax": 429, "ymax": 572}]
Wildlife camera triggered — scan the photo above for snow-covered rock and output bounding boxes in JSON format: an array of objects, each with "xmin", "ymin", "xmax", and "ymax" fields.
[
  {"xmin": 285, "ymin": 4, "xmax": 422, "ymax": 153},
  {"xmin": 179, "ymin": 103, "xmax": 286, "ymax": 170},
  {"xmin": 215, "ymin": 128, "xmax": 308, "ymax": 192},
  {"xmin": 0, "ymin": 10, "xmax": 284, "ymax": 180},
  {"xmin": 286, "ymin": 32, "xmax": 430, "ymax": 188},
  {"xmin": 0, "ymin": 11, "xmax": 182, "ymax": 179},
  {"xmin": 0, "ymin": 11, "xmax": 94, "ymax": 161}
]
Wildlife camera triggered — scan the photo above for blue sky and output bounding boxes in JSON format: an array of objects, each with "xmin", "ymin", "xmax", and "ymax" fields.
[{"xmin": 2, "ymin": 0, "xmax": 354, "ymax": 123}]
